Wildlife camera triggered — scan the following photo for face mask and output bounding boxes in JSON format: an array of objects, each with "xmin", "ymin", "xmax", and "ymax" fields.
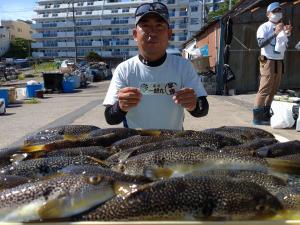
[{"xmin": 269, "ymin": 12, "xmax": 283, "ymax": 23}]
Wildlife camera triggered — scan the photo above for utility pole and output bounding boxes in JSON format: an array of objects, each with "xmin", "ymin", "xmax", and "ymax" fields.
[
  {"xmin": 202, "ymin": 0, "xmax": 205, "ymax": 26},
  {"xmin": 28, "ymin": 40, "xmax": 31, "ymax": 58},
  {"xmin": 71, "ymin": 1, "xmax": 78, "ymax": 63},
  {"xmin": 229, "ymin": 0, "xmax": 232, "ymax": 10}
]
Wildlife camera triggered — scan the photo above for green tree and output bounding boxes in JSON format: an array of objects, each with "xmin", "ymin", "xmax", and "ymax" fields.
[
  {"xmin": 208, "ymin": 0, "xmax": 240, "ymax": 22},
  {"xmin": 4, "ymin": 38, "xmax": 33, "ymax": 58},
  {"xmin": 85, "ymin": 51, "xmax": 103, "ymax": 62}
]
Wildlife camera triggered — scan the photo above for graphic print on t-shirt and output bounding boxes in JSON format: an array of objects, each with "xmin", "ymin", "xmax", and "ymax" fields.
[{"xmin": 140, "ymin": 82, "xmax": 178, "ymax": 95}]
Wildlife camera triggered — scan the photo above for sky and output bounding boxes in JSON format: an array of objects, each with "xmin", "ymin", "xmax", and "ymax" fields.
[{"xmin": 0, "ymin": 0, "xmax": 36, "ymax": 22}]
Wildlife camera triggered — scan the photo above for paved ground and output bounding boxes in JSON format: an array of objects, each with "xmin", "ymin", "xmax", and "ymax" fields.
[{"xmin": 0, "ymin": 80, "xmax": 298, "ymax": 149}]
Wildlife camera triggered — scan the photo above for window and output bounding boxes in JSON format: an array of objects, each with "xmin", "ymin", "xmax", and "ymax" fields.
[
  {"xmin": 77, "ymin": 2, "xmax": 83, "ymax": 6},
  {"xmin": 179, "ymin": 8, "xmax": 187, "ymax": 16},
  {"xmin": 190, "ymin": 18, "xmax": 199, "ymax": 25},
  {"xmin": 52, "ymin": 13, "xmax": 58, "ymax": 17},
  {"xmin": 167, "ymin": 0, "xmax": 175, "ymax": 4},
  {"xmin": 43, "ymin": 14, "xmax": 49, "ymax": 17},
  {"xmin": 111, "ymin": 9, "xmax": 118, "ymax": 13},
  {"xmin": 86, "ymin": 11, "xmax": 92, "ymax": 15},
  {"xmin": 169, "ymin": 9, "xmax": 175, "ymax": 17},
  {"xmin": 87, "ymin": 2, "xmax": 94, "ymax": 5},
  {"xmin": 53, "ymin": 4, "xmax": 60, "ymax": 8},
  {"xmin": 45, "ymin": 5, "xmax": 51, "ymax": 9},
  {"xmin": 190, "ymin": 6, "xmax": 198, "ymax": 12},
  {"xmin": 76, "ymin": 12, "xmax": 82, "ymax": 15},
  {"xmin": 122, "ymin": 8, "xmax": 129, "ymax": 13}
]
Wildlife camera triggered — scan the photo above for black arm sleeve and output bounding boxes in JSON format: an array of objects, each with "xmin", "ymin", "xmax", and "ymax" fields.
[
  {"xmin": 257, "ymin": 32, "xmax": 276, "ymax": 48},
  {"xmin": 104, "ymin": 101, "xmax": 127, "ymax": 125},
  {"xmin": 189, "ymin": 96, "xmax": 209, "ymax": 118}
]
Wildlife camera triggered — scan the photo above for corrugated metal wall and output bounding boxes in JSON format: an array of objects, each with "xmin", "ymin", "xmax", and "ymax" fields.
[{"xmin": 227, "ymin": 1, "xmax": 300, "ymax": 94}]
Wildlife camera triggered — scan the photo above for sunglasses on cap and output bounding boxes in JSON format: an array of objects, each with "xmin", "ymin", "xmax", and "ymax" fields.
[
  {"xmin": 272, "ymin": 8, "xmax": 282, "ymax": 13},
  {"xmin": 135, "ymin": 2, "xmax": 169, "ymax": 24}
]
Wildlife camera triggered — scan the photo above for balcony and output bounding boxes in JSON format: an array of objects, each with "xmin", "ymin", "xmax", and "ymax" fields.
[
  {"xmin": 101, "ymin": 30, "xmax": 111, "ymax": 36},
  {"xmin": 177, "ymin": 0, "xmax": 189, "ymax": 5},
  {"xmin": 99, "ymin": 51, "xmax": 111, "ymax": 57},
  {"xmin": 102, "ymin": 10, "xmax": 111, "ymax": 15},
  {"xmin": 128, "ymin": 18, "xmax": 135, "ymax": 25},
  {"xmin": 92, "ymin": 30, "xmax": 111, "ymax": 36},
  {"xmin": 32, "ymin": 23, "xmax": 42, "ymax": 29},
  {"xmin": 57, "ymin": 21, "xmax": 74, "ymax": 28},
  {"xmin": 179, "ymin": 11, "xmax": 188, "ymax": 17},
  {"xmin": 58, "ymin": 52, "xmax": 76, "ymax": 57},
  {"xmin": 101, "ymin": 20, "xmax": 111, "ymax": 25},
  {"xmin": 111, "ymin": 51, "xmax": 129, "ymax": 57},
  {"xmin": 173, "ymin": 24, "xmax": 186, "ymax": 30},
  {"xmin": 32, "ymin": 33, "xmax": 43, "ymax": 39},
  {"xmin": 94, "ymin": 1, "xmax": 105, "ymax": 6},
  {"xmin": 77, "ymin": 43, "xmax": 92, "ymax": 47},
  {"xmin": 92, "ymin": 41, "xmax": 103, "ymax": 47},
  {"xmin": 32, "ymin": 52, "xmax": 44, "ymax": 58},
  {"xmin": 128, "ymin": 40, "xmax": 136, "ymax": 46},
  {"xmin": 57, "ymin": 32, "xmax": 75, "ymax": 38},
  {"xmin": 189, "ymin": 24, "xmax": 200, "ymax": 31},
  {"xmin": 34, "ymin": 3, "xmax": 69, "ymax": 11},
  {"xmin": 31, "ymin": 42, "xmax": 43, "ymax": 48},
  {"xmin": 129, "ymin": 50, "xmax": 138, "ymax": 56},
  {"xmin": 92, "ymin": 31, "xmax": 101, "ymax": 36},
  {"xmin": 190, "ymin": 11, "xmax": 200, "ymax": 17},
  {"xmin": 104, "ymin": 0, "xmax": 147, "ymax": 7},
  {"xmin": 91, "ymin": 20, "xmax": 101, "ymax": 26},
  {"xmin": 58, "ymin": 42, "xmax": 75, "ymax": 47}
]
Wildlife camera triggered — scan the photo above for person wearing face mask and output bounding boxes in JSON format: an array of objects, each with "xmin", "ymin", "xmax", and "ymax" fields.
[
  {"xmin": 253, "ymin": 2, "xmax": 292, "ymax": 125},
  {"xmin": 103, "ymin": 2, "xmax": 209, "ymax": 130}
]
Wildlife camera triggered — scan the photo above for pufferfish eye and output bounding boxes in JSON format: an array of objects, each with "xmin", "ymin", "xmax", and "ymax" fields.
[
  {"xmin": 87, "ymin": 175, "xmax": 102, "ymax": 185},
  {"xmin": 117, "ymin": 164, "xmax": 126, "ymax": 173}
]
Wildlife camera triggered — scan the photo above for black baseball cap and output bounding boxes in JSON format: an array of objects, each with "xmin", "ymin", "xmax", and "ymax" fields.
[{"xmin": 135, "ymin": 2, "xmax": 169, "ymax": 26}]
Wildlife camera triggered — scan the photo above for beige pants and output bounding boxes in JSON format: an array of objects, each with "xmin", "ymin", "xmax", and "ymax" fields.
[{"xmin": 255, "ymin": 58, "xmax": 283, "ymax": 108}]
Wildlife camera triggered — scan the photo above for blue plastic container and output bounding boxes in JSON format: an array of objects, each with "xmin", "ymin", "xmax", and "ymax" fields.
[
  {"xmin": 26, "ymin": 84, "xmax": 43, "ymax": 98},
  {"xmin": 0, "ymin": 88, "xmax": 9, "ymax": 106},
  {"xmin": 62, "ymin": 78, "xmax": 75, "ymax": 93}
]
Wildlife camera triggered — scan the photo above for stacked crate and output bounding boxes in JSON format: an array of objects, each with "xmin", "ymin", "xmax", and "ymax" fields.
[{"xmin": 200, "ymin": 74, "xmax": 217, "ymax": 95}]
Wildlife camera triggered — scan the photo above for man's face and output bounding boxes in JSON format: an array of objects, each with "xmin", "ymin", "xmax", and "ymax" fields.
[
  {"xmin": 267, "ymin": 8, "xmax": 282, "ymax": 22},
  {"xmin": 133, "ymin": 14, "xmax": 172, "ymax": 61}
]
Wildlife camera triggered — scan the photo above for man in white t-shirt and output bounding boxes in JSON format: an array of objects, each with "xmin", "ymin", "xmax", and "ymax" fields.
[
  {"xmin": 103, "ymin": 2, "xmax": 208, "ymax": 130},
  {"xmin": 253, "ymin": 2, "xmax": 292, "ymax": 125}
]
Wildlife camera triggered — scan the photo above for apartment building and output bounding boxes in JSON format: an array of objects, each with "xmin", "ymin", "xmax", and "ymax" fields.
[
  {"xmin": 0, "ymin": 27, "xmax": 10, "ymax": 56},
  {"xmin": 31, "ymin": 0, "xmax": 210, "ymax": 59},
  {"xmin": 1, "ymin": 20, "xmax": 35, "ymax": 41},
  {"xmin": 205, "ymin": 0, "xmax": 225, "ymax": 12}
]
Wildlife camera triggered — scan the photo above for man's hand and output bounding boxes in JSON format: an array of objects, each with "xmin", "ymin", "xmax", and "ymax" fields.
[
  {"xmin": 275, "ymin": 23, "xmax": 284, "ymax": 35},
  {"xmin": 173, "ymin": 88, "xmax": 197, "ymax": 111},
  {"xmin": 118, "ymin": 87, "xmax": 142, "ymax": 112},
  {"xmin": 284, "ymin": 24, "xmax": 292, "ymax": 36}
]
